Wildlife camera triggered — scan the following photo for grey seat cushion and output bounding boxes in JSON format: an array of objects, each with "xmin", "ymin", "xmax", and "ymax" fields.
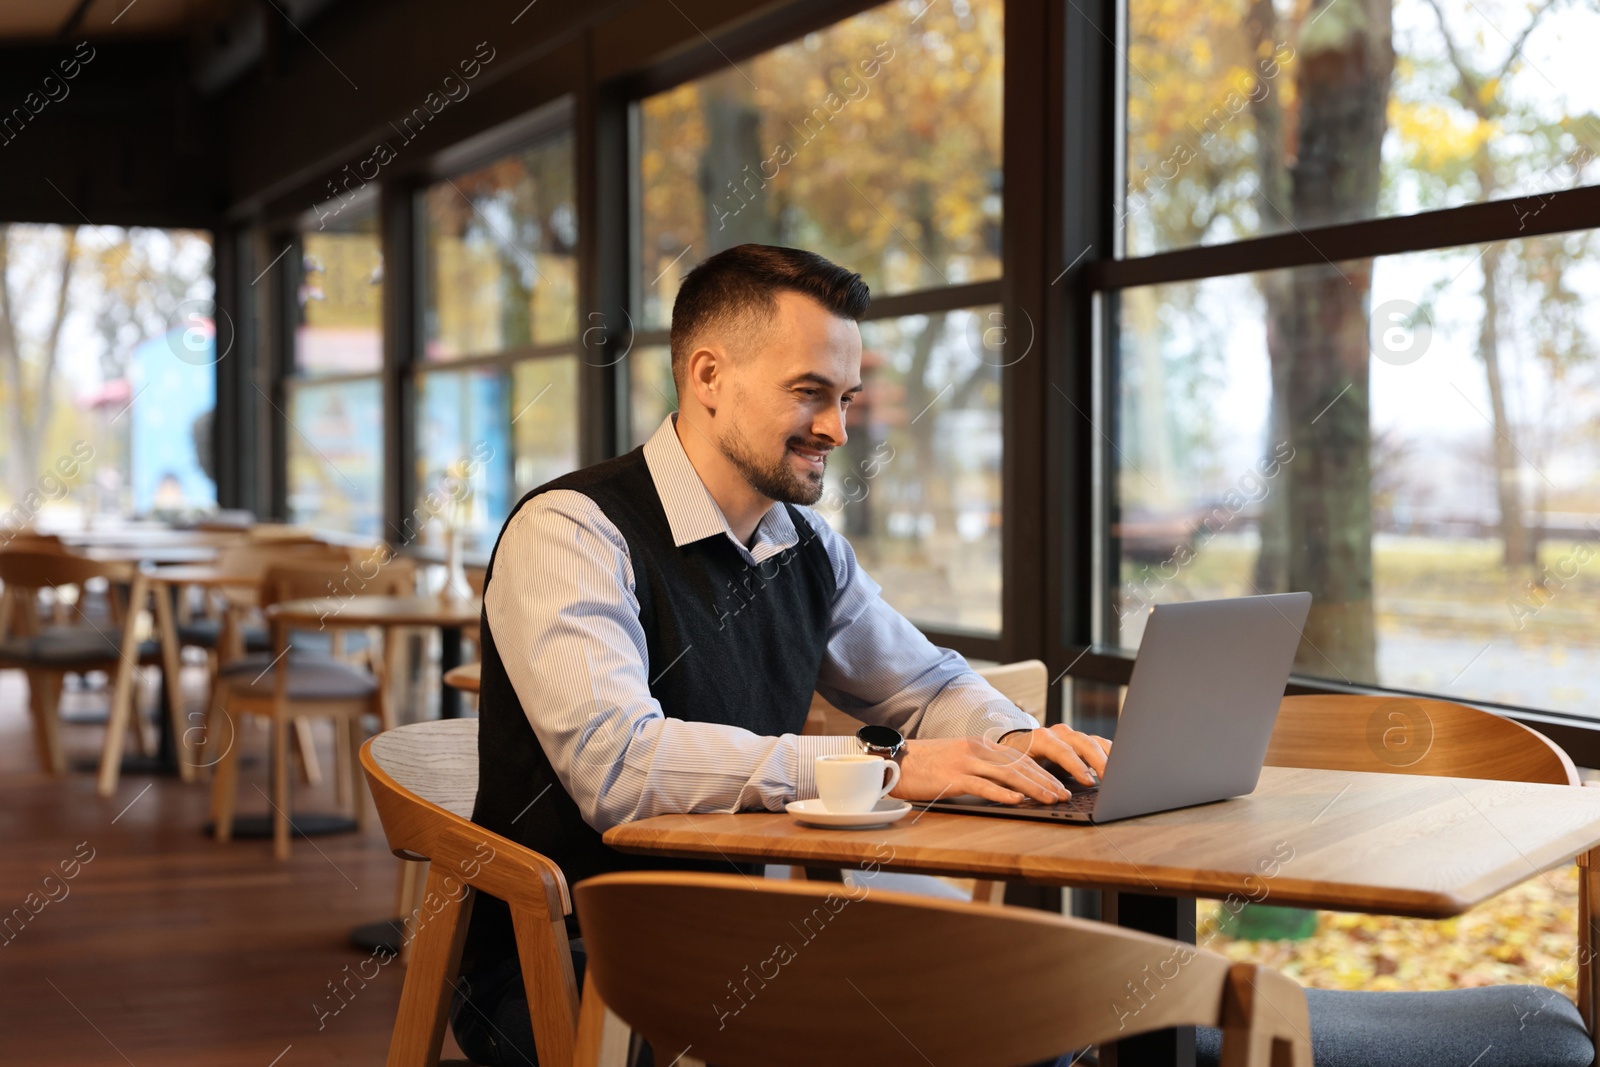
[
  {"xmin": 178, "ymin": 620, "xmax": 368, "ymax": 657},
  {"xmin": 1196, "ymin": 985, "xmax": 1592, "ymax": 1067},
  {"xmin": 0, "ymin": 627, "xmax": 161, "ymax": 666},
  {"xmin": 218, "ymin": 651, "xmax": 378, "ymax": 701},
  {"xmin": 176, "ymin": 618, "xmax": 272, "ymax": 653}
]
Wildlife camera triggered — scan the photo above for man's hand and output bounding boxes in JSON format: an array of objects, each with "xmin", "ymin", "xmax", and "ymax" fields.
[
  {"xmin": 998, "ymin": 724, "xmax": 1111, "ymax": 788},
  {"xmin": 888, "ymin": 736, "xmax": 1081, "ymax": 806}
]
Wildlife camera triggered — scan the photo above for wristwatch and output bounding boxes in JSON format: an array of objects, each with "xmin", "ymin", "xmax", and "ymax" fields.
[{"xmin": 855, "ymin": 723, "xmax": 906, "ymax": 761}]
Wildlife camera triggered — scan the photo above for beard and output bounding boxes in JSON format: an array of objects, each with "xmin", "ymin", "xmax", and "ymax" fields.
[{"xmin": 718, "ymin": 419, "xmax": 827, "ymax": 506}]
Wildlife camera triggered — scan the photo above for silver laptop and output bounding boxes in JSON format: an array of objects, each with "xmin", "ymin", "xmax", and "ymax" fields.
[{"xmin": 922, "ymin": 592, "xmax": 1312, "ymax": 824}]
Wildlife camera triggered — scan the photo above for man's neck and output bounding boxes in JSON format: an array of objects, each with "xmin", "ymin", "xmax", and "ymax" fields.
[{"xmin": 672, "ymin": 414, "xmax": 771, "ymax": 546}]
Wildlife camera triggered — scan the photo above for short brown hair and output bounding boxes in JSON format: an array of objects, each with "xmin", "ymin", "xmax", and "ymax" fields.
[{"xmin": 668, "ymin": 244, "xmax": 871, "ymax": 388}]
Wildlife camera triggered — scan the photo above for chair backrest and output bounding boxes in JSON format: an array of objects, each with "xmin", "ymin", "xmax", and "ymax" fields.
[
  {"xmin": 360, "ymin": 721, "xmax": 578, "ymax": 1067},
  {"xmin": 979, "ymin": 658, "xmax": 1049, "ymax": 723},
  {"xmin": 0, "ymin": 532, "xmax": 69, "ymax": 554},
  {"xmin": 214, "ymin": 539, "xmax": 348, "ymax": 579},
  {"xmin": 258, "ymin": 553, "xmax": 416, "ymax": 609},
  {"xmin": 806, "ymin": 658, "xmax": 1050, "ymax": 736},
  {"xmin": 572, "ymin": 872, "xmax": 1309, "ymax": 1067},
  {"xmin": 0, "ymin": 549, "xmax": 133, "ymax": 592},
  {"xmin": 1266, "ymin": 694, "xmax": 1577, "ymax": 786}
]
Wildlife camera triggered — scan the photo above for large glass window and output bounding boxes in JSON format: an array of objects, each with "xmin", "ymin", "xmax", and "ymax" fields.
[
  {"xmin": 0, "ymin": 223, "xmax": 215, "ymax": 528},
  {"xmin": 415, "ymin": 126, "xmax": 582, "ymax": 549},
  {"xmin": 285, "ymin": 378, "xmax": 384, "ymax": 538},
  {"xmin": 413, "ymin": 358, "xmax": 579, "ymax": 551},
  {"xmin": 295, "ymin": 206, "xmax": 382, "ymax": 375},
  {"xmin": 1110, "ymin": 0, "xmax": 1600, "ymax": 720},
  {"xmin": 634, "ymin": 0, "xmax": 1005, "ymax": 636},
  {"xmin": 1112, "ymin": 232, "xmax": 1600, "ymax": 716},
  {"xmin": 825, "ymin": 309, "xmax": 1003, "ymax": 634},
  {"xmin": 420, "ymin": 132, "xmax": 578, "ymax": 360},
  {"xmin": 285, "ymin": 193, "xmax": 385, "ymax": 533},
  {"xmin": 1123, "ymin": 0, "xmax": 1600, "ymax": 256},
  {"xmin": 637, "ymin": 0, "xmax": 1003, "ymax": 326}
]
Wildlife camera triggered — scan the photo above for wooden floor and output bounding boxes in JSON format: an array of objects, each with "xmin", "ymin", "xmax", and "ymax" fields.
[{"xmin": 0, "ymin": 664, "xmax": 471, "ymax": 1065}]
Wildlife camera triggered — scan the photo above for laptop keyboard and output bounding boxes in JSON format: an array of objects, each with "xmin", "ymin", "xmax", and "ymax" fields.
[{"xmin": 1017, "ymin": 788, "xmax": 1099, "ymax": 813}]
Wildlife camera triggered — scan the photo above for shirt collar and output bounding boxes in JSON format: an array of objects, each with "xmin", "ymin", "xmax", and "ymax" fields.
[{"xmin": 642, "ymin": 414, "xmax": 800, "ymax": 562}]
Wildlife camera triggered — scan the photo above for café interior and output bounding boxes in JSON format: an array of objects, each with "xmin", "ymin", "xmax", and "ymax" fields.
[{"xmin": 6, "ymin": 0, "xmax": 1600, "ymax": 1064}]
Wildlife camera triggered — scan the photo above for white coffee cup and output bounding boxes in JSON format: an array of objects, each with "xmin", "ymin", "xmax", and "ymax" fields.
[{"xmin": 814, "ymin": 754, "xmax": 901, "ymax": 813}]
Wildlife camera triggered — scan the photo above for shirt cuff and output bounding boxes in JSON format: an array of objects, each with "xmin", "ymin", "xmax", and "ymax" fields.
[{"xmin": 793, "ymin": 734, "xmax": 861, "ymax": 801}]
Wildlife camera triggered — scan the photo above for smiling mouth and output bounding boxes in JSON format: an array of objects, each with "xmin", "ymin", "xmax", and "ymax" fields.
[{"xmin": 789, "ymin": 444, "xmax": 830, "ymax": 468}]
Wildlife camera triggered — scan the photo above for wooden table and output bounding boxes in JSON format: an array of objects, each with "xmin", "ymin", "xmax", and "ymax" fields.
[
  {"xmin": 443, "ymin": 660, "xmax": 480, "ymax": 693},
  {"xmin": 606, "ymin": 766, "xmax": 1600, "ymax": 1066}
]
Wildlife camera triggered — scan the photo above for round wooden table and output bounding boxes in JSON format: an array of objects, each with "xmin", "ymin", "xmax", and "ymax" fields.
[{"xmin": 442, "ymin": 661, "xmax": 481, "ymax": 693}]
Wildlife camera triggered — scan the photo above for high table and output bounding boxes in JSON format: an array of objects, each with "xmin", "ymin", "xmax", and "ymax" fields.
[
  {"xmin": 269, "ymin": 594, "xmax": 482, "ymax": 951},
  {"xmin": 604, "ymin": 765, "xmax": 1600, "ymax": 1067}
]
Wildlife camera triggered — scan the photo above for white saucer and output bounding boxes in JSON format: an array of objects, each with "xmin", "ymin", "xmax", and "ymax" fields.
[{"xmin": 786, "ymin": 798, "xmax": 913, "ymax": 829}]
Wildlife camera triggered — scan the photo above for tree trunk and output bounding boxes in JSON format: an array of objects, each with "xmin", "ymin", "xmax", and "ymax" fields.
[
  {"xmin": 1279, "ymin": 0, "xmax": 1393, "ymax": 681},
  {"xmin": 699, "ymin": 80, "xmax": 779, "ymax": 253},
  {"xmin": 1475, "ymin": 242, "xmax": 1534, "ymax": 566}
]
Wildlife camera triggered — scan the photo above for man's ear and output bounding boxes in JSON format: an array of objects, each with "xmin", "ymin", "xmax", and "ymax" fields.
[{"xmin": 684, "ymin": 345, "xmax": 724, "ymax": 414}]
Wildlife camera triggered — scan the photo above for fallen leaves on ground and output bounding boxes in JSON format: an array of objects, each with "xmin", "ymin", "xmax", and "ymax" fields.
[{"xmin": 1197, "ymin": 864, "xmax": 1580, "ymax": 997}]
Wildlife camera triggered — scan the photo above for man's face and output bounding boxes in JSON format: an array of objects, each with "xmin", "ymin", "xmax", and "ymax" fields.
[{"xmin": 715, "ymin": 291, "xmax": 863, "ymax": 506}]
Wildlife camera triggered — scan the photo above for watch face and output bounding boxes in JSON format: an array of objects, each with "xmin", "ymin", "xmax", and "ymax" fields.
[{"xmin": 857, "ymin": 724, "xmax": 903, "ymax": 751}]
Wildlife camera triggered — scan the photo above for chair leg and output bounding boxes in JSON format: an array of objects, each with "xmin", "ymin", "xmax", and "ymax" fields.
[
  {"xmin": 970, "ymin": 879, "xmax": 1008, "ymax": 906},
  {"xmin": 1579, "ymin": 847, "xmax": 1599, "ymax": 1057},
  {"xmin": 384, "ymin": 866, "xmax": 472, "ymax": 1067},
  {"xmin": 25, "ymin": 671, "xmax": 66, "ymax": 775},
  {"xmin": 346, "ymin": 716, "xmax": 367, "ymax": 831},
  {"xmin": 333, "ymin": 716, "xmax": 353, "ymax": 809},
  {"xmin": 127, "ymin": 676, "xmax": 152, "ymax": 758},
  {"xmin": 574, "ymin": 972, "xmax": 634, "ymax": 1067},
  {"xmin": 396, "ymin": 859, "xmax": 427, "ymax": 967},
  {"xmin": 211, "ymin": 707, "xmax": 241, "ymax": 842},
  {"xmin": 97, "ymin": 666, "xmax": 137, "ymax": 798},
  {"xmin": 293, "ymin": 716, "xmax": 323, "ymax": 786},
  {"xmin": 271, "ymin": 714, "xmax": 292, "ymax": 860},
  {"xmin": 151, "ymin": 583, "xmax": 193, "ymax": 783}
]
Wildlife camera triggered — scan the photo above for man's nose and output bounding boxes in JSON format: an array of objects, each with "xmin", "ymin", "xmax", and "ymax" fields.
[{"xmin": 814, "ymin": 403, "xmax": 848, "ymax": 448}]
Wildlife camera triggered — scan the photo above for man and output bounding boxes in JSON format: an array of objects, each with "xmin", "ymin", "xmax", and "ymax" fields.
[{"xmin": 452, "ymin": 244, "xmax": 1111, "ymax": 1065}]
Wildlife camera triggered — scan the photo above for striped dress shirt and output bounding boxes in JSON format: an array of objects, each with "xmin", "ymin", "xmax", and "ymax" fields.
[{"xmin": 485, "ymin": 414, "xmax": 1038, "ymax": 832}]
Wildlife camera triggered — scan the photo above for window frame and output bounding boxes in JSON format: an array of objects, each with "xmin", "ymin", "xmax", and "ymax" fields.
[
  {"xmin": 1070, "ymin": 0, "xmax": 1600, "ymax": 762},
  {"xmin": 404, "ymin": 101, "xmax": 583, "ymax": 546}
]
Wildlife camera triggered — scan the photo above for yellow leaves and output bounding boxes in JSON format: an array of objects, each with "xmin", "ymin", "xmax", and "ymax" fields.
[
  {"xmin": 1392, "ymin": 100, "xmax": 1494, "ymax": 171},
  {"xmin": 1200, "ymin": 863, "xmax": 1580, "ymax": 997}
]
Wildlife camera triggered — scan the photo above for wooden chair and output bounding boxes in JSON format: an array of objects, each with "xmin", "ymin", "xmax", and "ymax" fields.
[
  {"xmin": 361, "ymin": 719, "xmax": 579, "ymax": 1067},
  {"xmin": 0, "ymin": 550, "xmax": 183, "ymax": 789},
  {"xmin": 572, "ymin": 870, "xmax": 1309, "ymax": 1067},
  {"xmin": 209, "ymin": 559, "xmax": 394, "ymax": 859},
  {"xmin": 177, "ymin": 539, "xmax": 352, "ymax": 671},
  {"xmin": 1187, "ymin": 694, "xmax": 1597, "ymax": 1067},
  {"xmin": 802, "ymin": 659, "xmax": 1048, "ymax": 903}
]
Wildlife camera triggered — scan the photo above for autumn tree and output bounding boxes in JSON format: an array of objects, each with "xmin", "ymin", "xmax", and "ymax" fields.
[
  {"xmin": 639, "ymin": 0, "xmax": 1004, "ymax": 551},
  {"xmin": 0, "ymin": 225, "xmax": 78, "ymax": 504},
  {"xmin": 1404, "ymin": 0, "xmax": 1600, "ymax": 567}
]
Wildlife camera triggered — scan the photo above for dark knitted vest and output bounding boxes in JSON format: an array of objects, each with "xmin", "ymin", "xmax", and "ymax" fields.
[{"xmin": 462, "ymin": 445, "xmax": 836, "ymax": 973}]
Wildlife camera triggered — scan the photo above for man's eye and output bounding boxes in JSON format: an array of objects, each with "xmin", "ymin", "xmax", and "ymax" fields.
[{"xmin": 798, "ymin": 388, "xmax": 818, "ymax": 399}]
